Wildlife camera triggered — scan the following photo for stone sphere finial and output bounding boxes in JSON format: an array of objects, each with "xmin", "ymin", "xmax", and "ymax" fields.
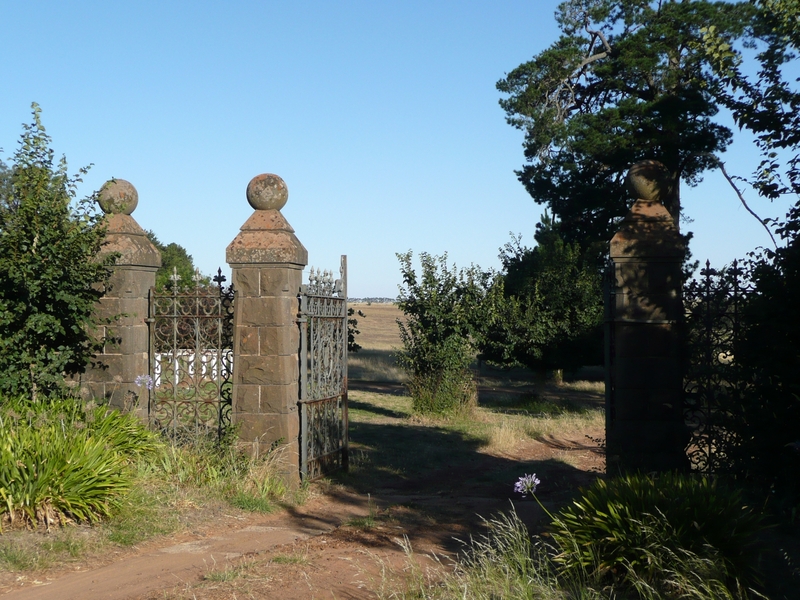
[
  {"xmin": 246, "ymin": 174, "xmax": 288, "ymax": 211},
  {"xmin": 626, "ymin": 160, "xmax": 672, "ymax": 203},
  {"xmin": 98, "ymin": 179, "xmax": 138, "ymax": 215}
]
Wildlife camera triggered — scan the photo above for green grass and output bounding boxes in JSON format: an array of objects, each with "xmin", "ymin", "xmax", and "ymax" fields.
[
  {"xmin": 228, "ymin": 492, "xmax": 276, "ymax": 513},
  {"xmin": 104, "ymin": 479, "xmax": 184, "ymax": 546},
  {"xmin": 377, "ymin": 505, "xmax": 767, "ymax": 600},
  {"xmin": 270, "ymin": 552, "xmax": 308, "ymax": 565},
  {"xmin": 0, "ymin": 528, "xmax": 89, "ymax": 571},
  {"xmin": 346, "ymin": 494, "xmax": 378, "ymax": 529},
  {"xmin": 375, "ymin": 509, "xmax": 595, "ymax": 600}
]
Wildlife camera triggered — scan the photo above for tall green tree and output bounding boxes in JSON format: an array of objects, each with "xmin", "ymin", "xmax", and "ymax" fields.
[
  {"xmin": 0, "ymin": 104, "xmax": 115, "ymax": 401},
  {"xmin": 702, "ymin": 0, "xmax": 800, "ymax": 200},
  {"xmin": 497, "ymin": 0, "xmax": 754, "ymax": 262},
  {"xmin": 145, "ymin": 231, "xmax": 208, "ymax": 290},
  {"xmin": 479, "ymin": 214, "xmax": 603, "ymax": 373}
]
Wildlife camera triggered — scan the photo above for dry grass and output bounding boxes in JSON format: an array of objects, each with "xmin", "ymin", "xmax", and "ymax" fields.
[
  {"xmin": 349, "ymin": 303, "xmax": 406, "ymax": 382},
  {"xmin": 350, "ymin": 303, "xmax": 404, "ymax": 351},
  {"xmin": 483, "ymin": 415, "xmax": 532, "ymax": 454},
  {"xmin": 466, "ymin": 405, "xmax": 604, "ymax": 455},
  {"xmin": 348, "ymin": 349, "xmax": 406, "ymax": 382},
  {"xmin": 527, "ymin": 408, "xmax": 604, "ymax": 438},
  {"xmin": 558, "ymin": 380, "xmax": 604, "ymax": 393}
]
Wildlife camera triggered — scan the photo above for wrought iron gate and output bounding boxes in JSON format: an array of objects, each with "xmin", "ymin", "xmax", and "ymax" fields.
[
  {"xmin": 298, "ymin": 256, "xmax": 349, "ymax": 481},
  {"xmin": 148, "ymin": 268, "xmax": 235, "ymax": 441},
  {"xmin": 682, "ymin": 260, "xmax": 752, "ymax": 473}
]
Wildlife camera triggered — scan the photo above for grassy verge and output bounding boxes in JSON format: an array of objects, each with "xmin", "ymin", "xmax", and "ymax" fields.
[
  {"xmin": 0, "ymin": 397, "xmax": 296, "ymax": 575},
  {"xmin": 344, "ymin": 386, "xmax": 603, "ymax": 495},
  {"xmin": 380, "ymin": 499, "xmax": 767, "ymax": 600}
]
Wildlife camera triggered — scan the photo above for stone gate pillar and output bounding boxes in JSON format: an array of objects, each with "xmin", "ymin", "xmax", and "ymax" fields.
[
  {"xmin": 82, "ymin": 179, "xmax": 161, "ymax": 416},
  {"xmin": 606, "ymin": 161, "xmax": 688, "ymax": 473},
  {"xmin": 226, "ymin": 174, "xmax": 307, "ymax": 486}
]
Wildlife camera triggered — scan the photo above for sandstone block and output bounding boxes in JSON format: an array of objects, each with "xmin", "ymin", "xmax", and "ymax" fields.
[{"xmin": 235, "ymin": 354, "xmax": 298, "ymax": 386}]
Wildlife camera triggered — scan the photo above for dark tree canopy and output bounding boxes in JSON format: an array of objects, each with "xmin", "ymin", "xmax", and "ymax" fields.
[
  {"xmin": 497, "ymin": 0, "xmax": 755, "ymax": 262},
  {"xmin": 699, "ymin": 0, "xmax": 800, "ymax": 496}
]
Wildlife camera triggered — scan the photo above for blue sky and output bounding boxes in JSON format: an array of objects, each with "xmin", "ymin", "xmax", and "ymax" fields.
[{"xmin": 1, "ymin": 1, "xmax": 790, "ymax": 297}]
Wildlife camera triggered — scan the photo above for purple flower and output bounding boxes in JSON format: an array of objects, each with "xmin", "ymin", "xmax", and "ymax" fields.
[
  {"xmin": 134, "ymin": 374, "xmax": 154, "ymax": 390},
  {"xmin": 514, "ymin": 473, "xmax": 541, "ymax": 497}
]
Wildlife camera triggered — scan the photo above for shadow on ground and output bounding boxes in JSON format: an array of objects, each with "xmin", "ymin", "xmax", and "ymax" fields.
[{"xmin": 328, "ymin": 387, "xmax": 604, "ymax": 557}]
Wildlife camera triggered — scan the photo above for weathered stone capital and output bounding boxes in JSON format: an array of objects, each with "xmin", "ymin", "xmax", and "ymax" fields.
[
  {"xmin": 626, "ymin": 160, "xmax": 672, "ymax": 203},
  {"xmin": 100, "ymin": 214, "xmax": 162, "ymax": 269},
  {"xmin": 226, "ymin": 209, "xmax": 308, "ymax": 266},
  {"xmin": 247, "ymin": 174, "xmax": 288, "ymax": 211}
]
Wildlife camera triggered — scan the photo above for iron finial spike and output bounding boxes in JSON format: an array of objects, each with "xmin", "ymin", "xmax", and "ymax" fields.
[{"xmin": 213, "ymin": 267, "xmax": 227, "ymax": 288}]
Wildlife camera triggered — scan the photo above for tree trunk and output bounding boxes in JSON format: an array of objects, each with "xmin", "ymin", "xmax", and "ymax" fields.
[{"xmin": 665, "ymin": 172, "xmax": 681, "ymax": 233}]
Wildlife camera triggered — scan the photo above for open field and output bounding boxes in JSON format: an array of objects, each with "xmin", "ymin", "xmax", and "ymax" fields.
[
  {"xmin": 350, "ymin": 302, "xmax": 404, "ymax": 351},
  {"xmin": 348, "ymin": 302, "xmax": 406, "ymax": 382}
]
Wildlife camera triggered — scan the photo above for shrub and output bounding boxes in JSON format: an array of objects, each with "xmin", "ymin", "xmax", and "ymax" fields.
[
  {"xmin": 0, "ymin": 397, "xmax": 159, "ymax": 529},
  {"xmin": 396, "ymin": 251, "xmax": 485, "ymax": 415},
  {"xmin": 550, "ymin": 472, "xmax": 765, "ymax": 597},
  {"xmin": 405, "ymin": 363, "xmax": 477, "ymax": 415}
]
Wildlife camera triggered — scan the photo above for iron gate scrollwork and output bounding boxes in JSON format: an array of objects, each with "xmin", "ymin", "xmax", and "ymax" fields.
[
  {"xmin": 683, "ymin": 260, "xmax": 753, "ymax": 473},
  {"xmin": 148, "ymin": 268, "xmax": 235, "ymax": 441},
  {"xmin": 298, "ymin": 256, "xmax": 349, "ymax": 481}
]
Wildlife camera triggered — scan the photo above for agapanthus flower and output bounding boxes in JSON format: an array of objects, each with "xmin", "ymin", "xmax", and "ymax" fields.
[
  {"xmin": 514, "ymin": 473, "xmax": 541, "ymax": 497},
  {"xmin": 134, "ymin": 374, "xmax": 154, "ymax": 390}
]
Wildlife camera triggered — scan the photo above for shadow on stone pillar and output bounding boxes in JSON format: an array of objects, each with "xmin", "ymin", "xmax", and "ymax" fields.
[
  {"xmin": 226, "ymin": 174, "xmax": 308, "ymax": 487},
  {"xmin": 606, "ymin": 161, "xmax": 689, "ymax": 473},
  {"xmin": 81, "ymin": 179, "xmax": 161, "ymax": 418}
]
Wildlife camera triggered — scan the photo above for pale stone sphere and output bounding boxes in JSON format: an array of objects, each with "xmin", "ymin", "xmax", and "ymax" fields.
[
  {"xmin": 246, "ymin": 174, "xmax": 288, "ymax": 211},
  {"xmin": 98, "ymin": 179, "xmax": 138, "ymax": 215}
]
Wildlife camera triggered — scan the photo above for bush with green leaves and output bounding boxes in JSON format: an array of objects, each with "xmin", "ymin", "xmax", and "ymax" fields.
[
  {"xmin": 550, "ymin": 472, "xmax": 765, "ymax": 598},
  {"xmin": 145, "ymin": 230, "xmax": 209, "ymax": 291},
  {"xmin": 395, "ymin": 251, "xmax": 485, "ymax": 415},
  {"xmin": 478, "ymin": 215, "xmax": 603, "ymax": 375},
  {"xmin": 0, "ymin": 104, "xmax": 115, "ymax": 401},
  {"xmin": 0, "ymin": 396, "xmax": 160, "ymax": 530}
]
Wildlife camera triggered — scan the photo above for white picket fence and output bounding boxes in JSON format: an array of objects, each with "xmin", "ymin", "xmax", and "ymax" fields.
[{"xmin": 153, "ymin": 350, "xmax": 232, "ymax": 387}]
